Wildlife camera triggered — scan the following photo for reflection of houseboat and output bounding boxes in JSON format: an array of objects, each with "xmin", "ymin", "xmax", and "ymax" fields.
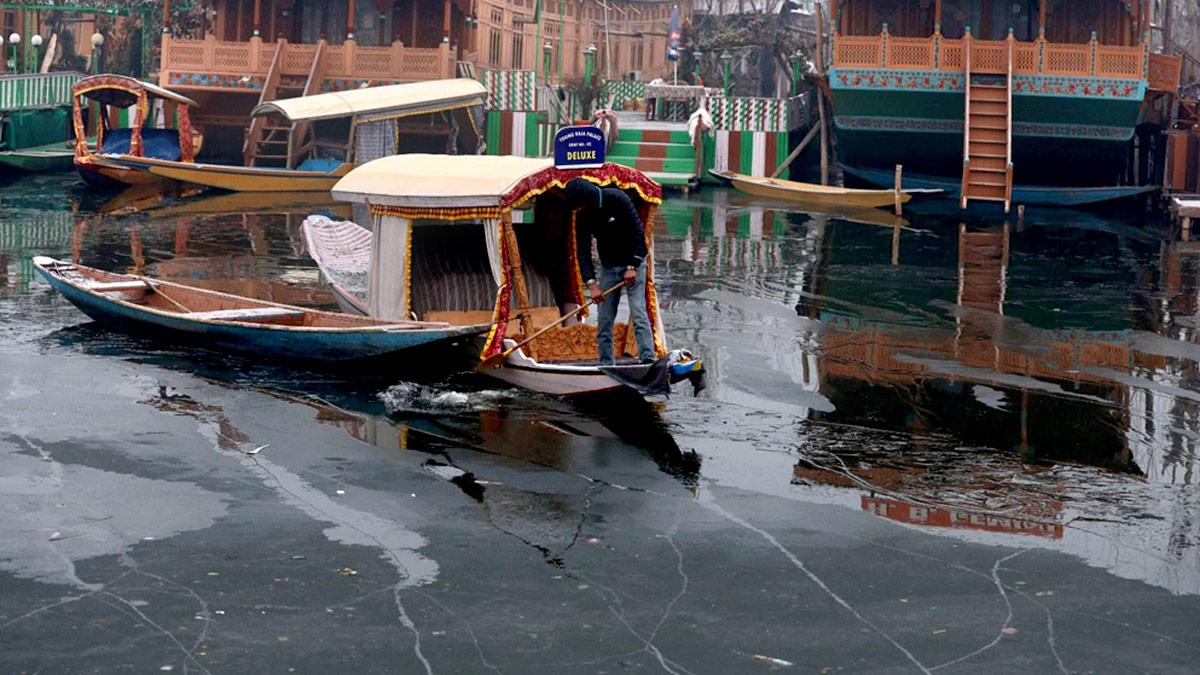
[{"xmin": 825, "ymin": 0, "xmax": 1183, "ymax": 204}]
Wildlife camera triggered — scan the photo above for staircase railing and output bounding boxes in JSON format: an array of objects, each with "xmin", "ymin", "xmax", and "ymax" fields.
[
  {"xmin": 960, "ymin": 29, "xmax": 972, "ymax": 210},
  {"xmin": 288, "ymin": 40, "xmax": 327, "ymax": 168},
  {"xmin": 243, "ymin": 39, "xmax": 284, "ymax": 166},
  {"xmin": 1004, "ymin": 31, "xmax": 1014, "ymax": 213}
]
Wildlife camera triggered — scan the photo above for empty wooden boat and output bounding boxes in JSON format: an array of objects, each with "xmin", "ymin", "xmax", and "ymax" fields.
[
  {"xmin": 33, "ymin": 256, "xmax": 489, "ymax": 362},
  {"xmin": 301, "ymin": 215, "xmax": 370, "ymax": 316},
  {"xmin": 729, "ymin": 172, "xmax": 940, "ymax": 210}
]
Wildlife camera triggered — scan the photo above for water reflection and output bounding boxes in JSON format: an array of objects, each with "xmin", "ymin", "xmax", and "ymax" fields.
[
  {"xmin": 3, "ymin": 174, "xmax": 1200, "ymax": 596},
  {"xmin": 659, "ymin": 192, "xmax": 1199, "ymax": 592}
]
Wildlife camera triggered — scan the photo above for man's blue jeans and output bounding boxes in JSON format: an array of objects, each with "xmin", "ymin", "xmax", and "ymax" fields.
[{"xmin": 597, "ymin": 263, "xmax": 656, "ymax": 364}]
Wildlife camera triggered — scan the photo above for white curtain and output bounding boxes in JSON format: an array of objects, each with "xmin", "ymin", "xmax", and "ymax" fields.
[
  {"xmin": 482, "ymin": 218, "xmax": 503, "ymax": 288},
  {"xmin": 367, "ymin": 213, "xmax": 411, "ymax": 321}
]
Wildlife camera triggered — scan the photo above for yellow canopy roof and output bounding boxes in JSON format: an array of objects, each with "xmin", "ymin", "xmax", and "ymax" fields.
[
  {"xmin": 333, "ymin": 154, "xmax": 554, "ymax": 209},
  {"xmin": 252, "ymin": 78, "xmax": 486, "ymax": 123}
]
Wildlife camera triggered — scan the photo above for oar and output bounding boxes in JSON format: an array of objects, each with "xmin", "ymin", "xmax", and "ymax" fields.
[{"xmin": 478, "ymin": 280, "xmax": 625, "ymax": 370}]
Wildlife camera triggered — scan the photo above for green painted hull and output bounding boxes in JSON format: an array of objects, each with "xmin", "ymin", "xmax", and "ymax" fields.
[
  {"xmin": 0, "ymin": 147, "xmax": 74, "ymax": 173},
  {"xmin": 829, "ymin": 69, "xmax": 1145, "ymax": 186}
]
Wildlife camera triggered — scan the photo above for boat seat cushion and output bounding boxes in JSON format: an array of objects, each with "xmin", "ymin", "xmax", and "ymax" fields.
[
  {"xmin": 186, "ymin": 307, "xmax": 305, "ymax": 323},
  {"xmin": 101, "ymin": 128, "xmax": 182, "ymax": 161},
  {"xmin": 297, "ymin": 158, "xmax": 343, "ymax": 173}
]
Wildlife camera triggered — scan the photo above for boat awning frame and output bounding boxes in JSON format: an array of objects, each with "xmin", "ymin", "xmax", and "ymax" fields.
[
  {"xmin": 252, "ymin": 78, "xmax": 487, "ymax": 124},
  {"xmin": 332, "ymin": 155, "xmax": 663, "ymax": 216},
  {"xmin": 72, "ymin": 74, "xmax": 198, "ymax": 108}
]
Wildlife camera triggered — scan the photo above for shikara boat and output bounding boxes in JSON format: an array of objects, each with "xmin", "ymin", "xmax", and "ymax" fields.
[
  {"xmin": 33, "ymin": 256, "xmax": 489, "ymax": 362},
  {"xmin": 840, "ymin": 164, "xmax": 1158, "ymax": 208},
  {"xmin": 332, "ymin": 154, "xmax": 705, "ymax": 397},
  {"xmin": 109, "ymin": 79, "xmax": 487, "ymax": 193},
  {"xmin": 0, "ymin": 139, "xmax": 83, "ymax": 173},
  {"xmin": 730, "ymin": 172, "xmax": 941, "ymax": 210},
  {"xmin": 72, "ymin": 75, "xmax": 201, "ymax": 188},
  {"xmin": 301, "ymin": 215, "xmax": 370, "ymax": 315}
]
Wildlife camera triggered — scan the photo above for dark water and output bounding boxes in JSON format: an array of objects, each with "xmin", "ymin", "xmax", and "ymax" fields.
[{"xmin": 2, "ymin": 173, "xmax": 1199, "ymax": 673}]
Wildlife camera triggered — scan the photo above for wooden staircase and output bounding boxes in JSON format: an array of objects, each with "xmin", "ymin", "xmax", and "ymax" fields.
[
  {"xmin": 243, "ymin": 40, "xmax": 327, "ymax": 168},
  {"xmin": 960, "ymin": 33, "xmax": 1014, "ymax": 213}
]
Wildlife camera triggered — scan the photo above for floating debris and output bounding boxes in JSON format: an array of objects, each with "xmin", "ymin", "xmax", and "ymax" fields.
[{"xmin": 753, "ymin": 654, "xmax": 794, "ymax": 667}]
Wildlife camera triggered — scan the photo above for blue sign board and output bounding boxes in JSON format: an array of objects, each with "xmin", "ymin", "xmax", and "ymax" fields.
[{"xmin": 553, "ymin": 126, "xmax": 605, "ymax": 169}]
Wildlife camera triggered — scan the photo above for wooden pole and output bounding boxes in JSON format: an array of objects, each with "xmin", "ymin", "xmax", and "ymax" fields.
[
  {"xmin": 163, "ymin": 0, "xmax": 171, "ymax": 32},
  {"xmin": 816, "ymin": 2, "xmax": 830, "ymax": 185},
  {"xmin": 443, "ymin": 0, "xmax": 452, "ymax": 41},
  {"xmin": 1038, "ymin": 0, "xmax": 1046, "ymax": 36},
  {"xmin": 411, "ymin": 0, "xmax": 418, "ymax": 46},
  {"xmin": 348, "ymin": 0, "xmax": 357, "ymax": 39},
  {"xmin": 771, "ymin": 121, "xmax": 820, "ymax": 178},
  {"xmin": 934, "ymin": 0, "xmax": 942, "ymax": 29},
  {"xmin": 253, "ymin": 0, "xmax": 262, "ymax": 36},
  {"xmin": 893, "ymin": 164, "xmax": 903, "ymax": 216}
]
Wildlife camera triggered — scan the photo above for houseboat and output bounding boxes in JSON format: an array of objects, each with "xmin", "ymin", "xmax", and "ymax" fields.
[{"xmin": 824, "ymin": 0, "xmax": 1184, "ymax": 208}]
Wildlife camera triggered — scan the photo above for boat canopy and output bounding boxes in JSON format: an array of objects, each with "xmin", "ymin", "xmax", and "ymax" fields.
[
  {"xmin": 333, "ymin": 154, "xmax": 662, "ymax": 214},
  {"xmin": 72, "ymin": 74, "xmax": 198, "ymax": 108},
  {"xmin": 252, "ymin": 78, "xmax": 486, "ymax": 123}
]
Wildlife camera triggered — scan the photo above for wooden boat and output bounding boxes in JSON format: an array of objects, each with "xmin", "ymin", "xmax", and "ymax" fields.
[
  {"xmin": 109, "ymin": 79, "xmax": 487, "ymax": 193},
  {"xmin": 708, "ymin": 168, "xmax": 736, "ymax": 184},
  {"xmin": 841, "ymin": 164, "xmax": 1159, "ymax": 208},
  {"xmin": 301, "ymin": 215, "xmax": 370, "ymax": 315},
  {"xmin": 72, "ymin": 75, "xmax": 202, "ymax": 188},
  {"xmin": 32, "ymin": 256, "xmax": 490, "ymax": 362},
  {"xmin": 332, "ymin": 154, "xmax": 705, "ymax": 397},
  {"xmin": 109, "ymin": 156, "xmax": 352, "ymax": 193},
  {"xmin": 0, "ymin": 139, "xmax": 87, "ymax": 173},
  {"xmin": 729, "ymin": 172, "xmax": 941, "ymax": 210}
]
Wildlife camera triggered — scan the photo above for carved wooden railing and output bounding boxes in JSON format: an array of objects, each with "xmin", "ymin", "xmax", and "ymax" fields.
[
  {"xmin": 832, "ymin": 28, "xmax": 1159, "ymax": 82},
  {"xmin": 1148, "ymin": 52, "xmax": 1183, "ymax": 92},
  {"xmin": 160, "ymin": 34, "xmax": 455, "ymax": 89}
]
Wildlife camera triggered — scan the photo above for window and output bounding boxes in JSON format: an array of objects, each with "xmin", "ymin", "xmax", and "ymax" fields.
[
  {"xmin": 491, "ymin": 8, "xmax": 503, "ymax": 25},
  {"xmin": 512, "ymin": 33, "xmax": 524, "ymax": 68},
  {"xmin": 489, "ymin": 28, "xmax": 502, "ymax": 66}
]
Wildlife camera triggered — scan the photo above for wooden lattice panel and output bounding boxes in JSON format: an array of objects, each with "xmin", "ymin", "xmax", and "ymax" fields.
[
  {"xmin": 1014, "ymin": 43, "xmax": 1037, "ymax": 73},
  {"xmin": 354, "ymin": 48, "xmax": 395, "ymax": 78},
  {"xmin": 887, "ymin": 37, "xmax": 934, "ymax": 70},
  {"xmin": 940, "ymin": 41, "xmax": 964, "ymax": 71},
  {"xmin": 167, "ymin": 43, "xmax": 206, "ymax": 68},
  {"xmin": 1097, "ymin": 47, "xmax": 1142, "ymax": 78},
  {"xmin": 283, "ymin": 45, "xmax": 319, "ymax": 73},
  {"xmin": 971, "ymin": 41, "xmax": 1007, "ymax": 74},
  {"xmin": 834, "ymin": 36, "xmax": 882, "ymax": 68},
  {"xmin": 1043, "ymin": 44, "xmax": 1090, "ymax": 75},
  {"xmin": 1149, "ymin": 53, "xmax": 1182, "ymax": 91},
  {"xmin": 212, "ymin": 43, "xmax": 251, "ymax": 69}
]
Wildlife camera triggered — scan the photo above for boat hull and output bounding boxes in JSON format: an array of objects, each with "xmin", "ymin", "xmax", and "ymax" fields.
[
  {"xmin": 76, "ymin": 156, "xmax": 170, "ymax": 188},
  {"xmin": 730, "ymin": 174, "xmax": 912, "ymax": 209},
  {"xmin": 841, "ymin": 164, "xmax": 1158, "ymax": 207},
  {"xmin": 0, "ymin": 149, "xmax": 74, "ymax": 173},
  {"xmin": 34, "ymin": 258, "xmax": 487, "ymax": 363},
  {"xmin": 829, "ymin": 68, "xmax": 1145, "ymax": 186},
  {"xmin": 113, "ymin": 156, "xmax": 352, "ymax": 192}
]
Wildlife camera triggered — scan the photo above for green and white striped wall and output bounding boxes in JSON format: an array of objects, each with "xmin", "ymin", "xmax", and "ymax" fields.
[
  {"xmin": 0, "ymin": 71, "xmax": 83, "ymax": 111},
  {"xmin": 704, "ymin": 129, "xmax": 792, "ymax": 178},
  {"xmin": 478, "ymin": 69, "xmax": 539, "ymax": 112},
  {"xmin": 485, "ymin": 110, "xmax": 551, "ymax": 157}
]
